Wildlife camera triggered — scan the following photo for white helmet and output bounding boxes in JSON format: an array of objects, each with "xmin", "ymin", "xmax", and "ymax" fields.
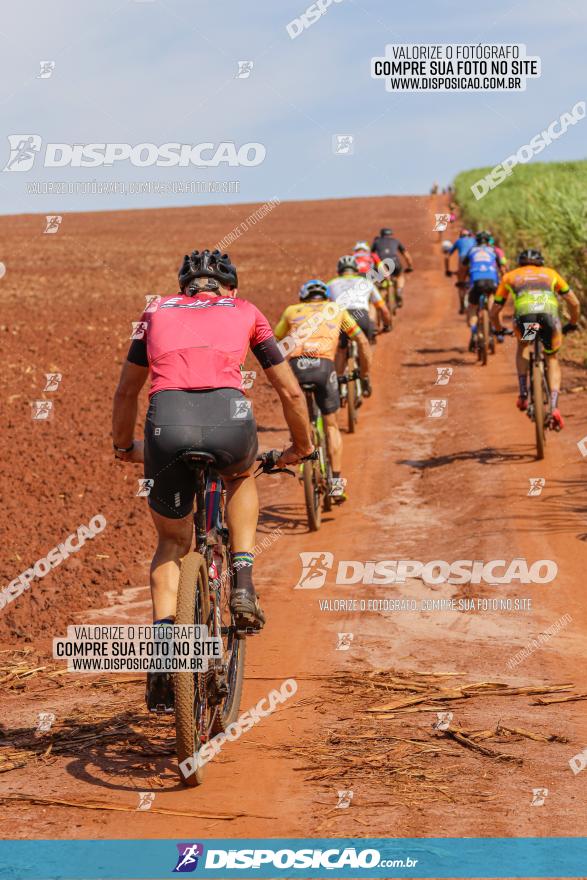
[
  {"xmin": 354, "ymin": 240, "xmax": 369, "ymax": 252},
  {"xmin": 441, "ymin": 240, "xmax": 453, "ymax": 254}
]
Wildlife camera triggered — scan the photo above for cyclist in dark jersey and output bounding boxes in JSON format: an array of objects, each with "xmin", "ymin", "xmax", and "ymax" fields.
[
  {"xmin": 112, "ymin": 249, "xmax": 313, "ymax": 711},
  {"xmin": 370, "ymin": 227, "xmax": 414, "ymax": 306}
]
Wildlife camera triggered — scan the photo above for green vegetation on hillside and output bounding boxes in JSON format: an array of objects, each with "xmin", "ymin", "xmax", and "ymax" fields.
[{"xmin": 453, "ymin": 161, "xmax": 587, "ymax": 300}]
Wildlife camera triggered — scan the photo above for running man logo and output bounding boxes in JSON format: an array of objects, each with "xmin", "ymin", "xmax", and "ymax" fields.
[
  {"xmin": 329, "ymin": 477, "xmax": 347, "ymax": 497},
  {"xmin": 44, "ymin": 373, "xmax": 62, "ymax": 392},
  {"xmin": 569, "ymin": 747, "xmax": 587, "ymax": 776},
  {"xmin": 577, "ymin": 436, "xmax": 587, "ymax": 458},
  {"xmin": 336, "ymin": 790, "xmax": 353, "ymax": 809},
  {"xmin": 521, "ymin": 322, "xmax": 541, "ymax": 341},
  {"xmin": 332, "ymin": 134, "xmax": 354, "ymax": 155},
  {"xmin": 130, "ymin": 321, "xmax": 148, "ymax": 340},
  {"xmin": 3, "ymin": 134, "xmax": 42, "ymax": 171},
  {"xmin": 173, "ymin": 843, "xmax": 204, "ymax": 873},
  {"xmin": 137, "ymin": 792, "xmax": 155, "ymax": 811},
  {"xmin": 435, "ymin": 367, "xmax": 453, "ymax": 386},
  {"xmin": 434, "ymin": 213, "xmax": 451, "ymax": 232},
  {"xmin": 236, "ymin": 61, "xmax": 254, "ymax": 79},
  {"xmin": 36, "ymin": 711, "xmax": 56, "ymax": 733},
  {"xmin": 31, "ymin": 400, "xmax": 53, "ymax": 420},
  {"xmin": 231, "ymin": 399, "xmax": 252, "ymax": 419},
  {"xmin": 531, "ymin": 787, "xmax": 548, "ymax": 806},
  {"xmin": 294, "ymin": 551, "xmax": 334, "ymax": 589},
  {"xmin": 426, "ymin": 399, "xmax": 448, "ymax": 418},
  {"xmin": 37, "ymin": 61, "xmax": 55, "ymax": 79},
  {"xmin": 44, "ymin": 215, "xmax": 62, "ymax": 234},
  {"xmin": 240, "ymin": 370, "xmax": 256, "ymax": 390},
  {"xmin": 137, "ymin": 479, "xmax": 154, "ymax": 498},
  {"xmin": 528, "ymin": 478, "xmax": 545, "ymax": 497},
  {"xmin": 433, "ymin": 711, "xmax": 453, "ymax": 731},
  {"xmin": 145, "ymin": 294, "xmax": 161, "ymax": 312},
  {"xmin": 336, "ymin": 632, "xmax": 354, "ymax": 651}
]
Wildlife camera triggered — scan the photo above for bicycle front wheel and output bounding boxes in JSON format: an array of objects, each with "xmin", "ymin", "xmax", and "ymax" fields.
[{"xmin": 175, "ymin": 552, "xmax": 210, "ymax": 787}]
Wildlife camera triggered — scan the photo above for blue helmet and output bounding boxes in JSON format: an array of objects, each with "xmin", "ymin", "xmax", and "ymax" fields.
[{"xmin": 299, "ymin": 279, "xmax": 328, "ymax": 301}]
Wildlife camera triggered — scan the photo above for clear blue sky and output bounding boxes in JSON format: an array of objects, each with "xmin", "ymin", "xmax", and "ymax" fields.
[{"xmin": 0, "ymin": 0, "xmax": 585, "ymax": 214}]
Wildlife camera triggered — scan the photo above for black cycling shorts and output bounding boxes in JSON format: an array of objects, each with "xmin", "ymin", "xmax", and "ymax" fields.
[
  {"xmin": 339, "ymin": 308, "xmax": 373, "ymax": 345},
  {"xmin": 468, "ymin": 278, "xmax": 497, "ymax": 306},
  {"xmin": 290, "ymin": 357, "xmax": 340, "ymax": 416},
  {"xmin": 144, "ymin": 388, "xmax": 258, "ymax": 519},
  {"xmin": 515, "ymin": 312, "xmax": 562, "ymax": 354}
]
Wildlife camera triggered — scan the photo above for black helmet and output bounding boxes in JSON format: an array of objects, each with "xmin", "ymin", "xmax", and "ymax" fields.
[
  {"xmin": 178, "ymin": 249, "xmax": 238, "ymax": 291},
  {"xmin": 380, "ymin": 227, "xmax": 393, "ymax": 236},
  {"xmin": 337, "ymin": 255, "xmax": 358, "ymax": 274},
  {"xmin": 299, "ymin": 279, "xmax": 328, "ymax": 301},
  {"xmin": 518, "ymin": 248, "xmax": 544, "ymax": 267},
  {"xmin": 476, "ymin": 230, "xmax": 491, "ymax": 244}
]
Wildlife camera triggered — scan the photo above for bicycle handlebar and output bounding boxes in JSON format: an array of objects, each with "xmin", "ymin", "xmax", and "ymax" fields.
[{"xmin": 255, "ymin": 448, "xmax": 319, "ymax": 477}]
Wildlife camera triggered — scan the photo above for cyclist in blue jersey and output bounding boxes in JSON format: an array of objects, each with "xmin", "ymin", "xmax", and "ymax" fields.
[
  {"xmin": 445, "ymin": 228, "xmax": 476, "ymax": 314},
  {"xmin": 462, "ymin": 231, "xmax": 504, "ymax": 351}
]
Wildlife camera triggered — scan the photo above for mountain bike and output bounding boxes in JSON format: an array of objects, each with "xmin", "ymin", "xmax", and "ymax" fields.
[
  {"xmin": 174, "ymin": 448, "xmax": 309, "ymax": 785},
  {"xmin": 300, "ymin": 383, "xmax": 334, "ymax": 530},
  {"xmin": 525, "ymin": 324, "xmax": 552, "ymax": 460},
  {"xmin": 475, "ymin": 289, "xmax": 495, "ymax": 366},
  {"xmin": 338, "ymin": 338, "xmax": 362, "ymax": 434}
]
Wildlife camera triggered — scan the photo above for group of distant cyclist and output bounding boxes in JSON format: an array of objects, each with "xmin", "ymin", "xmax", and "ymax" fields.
[
  {"xmin": 273, "ymin": 229, "xmax": 414, "ymax": 504},
  {"xmin": 443, "ymin": 227, "xmax": 580, "ymax": 430}
]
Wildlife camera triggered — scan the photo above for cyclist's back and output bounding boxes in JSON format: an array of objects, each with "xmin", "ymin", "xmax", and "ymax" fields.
[
  {"xmin": 371, "ymin": 231, "xmax": 404, "ymax": 264},
  {"xmin": 135, "ymin": 292, "xmax": 276, "ymax": 397}
]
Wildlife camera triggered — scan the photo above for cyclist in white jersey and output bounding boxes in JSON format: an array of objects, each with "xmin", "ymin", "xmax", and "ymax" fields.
[{"xmin": 327, "ymin": 255, "xmax": 391, "ymax": 386}]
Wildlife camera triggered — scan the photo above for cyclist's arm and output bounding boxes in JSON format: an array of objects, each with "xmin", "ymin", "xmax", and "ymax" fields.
[
  {"xmin": 112, "ymin": 360, "xmax": 149, "ymax": 460},
  {"xmin": 552, "ymin": 272, "xmax": 580, "ymax": 324},
  {"xmin": 273, "ymin": 310, "xmax": 290, "ymax": 340},
  {"xmin": 401, "ymin": 246, "xmax": 414, "ymax": 270},
  {"xmin": 264, "ymin": 361, "xmax": 314, "ymax": 458},
  {"xmin": 559, "ymin": 288, "xmax": 580, "ymax": 324},
  {"xmin": 490, "ymin": 280, "xmax": 510, "ymax": 331},
  {"xmin": 369, "ymin": 284, "xmax": 391, "ymax": 325}
]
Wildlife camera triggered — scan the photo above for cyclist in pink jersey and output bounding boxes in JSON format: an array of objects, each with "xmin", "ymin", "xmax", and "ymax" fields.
[{"xmin": 112, "ymin": 249, "xmax": 313, "ymax": 711}]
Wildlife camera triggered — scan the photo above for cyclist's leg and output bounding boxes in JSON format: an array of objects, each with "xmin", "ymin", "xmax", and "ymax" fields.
[
  {"xmin": 542, "ymin": 314, "xmax": 563, "ymax": 425},
  {"xmin": 335, "ymin": 329, "xmax": 348, "ymax": 376},
  {"xmin": 351, "ymin": 308, "xmax": 374, "ymax": 344},
  {"xmin": 310, "ymin": 359, "xmax": 343, "ymax": 473},
  {"xmin": 394, "ymin": 266, "xmax": 404, "ymax": 304},
  {"xmin": 467, "ymin": 283, "xmax": 480, "ymax": 348},
  {"xmin": 323, "ymin": 412, "xmax": 342, "ymax": 472},
  {"xmin": 513, "ymin": 320, "xmax": 530, "ymax": 409},
  {"xmin": 148, "ymin": 510, "xmax": 193, "ymax": 621}
]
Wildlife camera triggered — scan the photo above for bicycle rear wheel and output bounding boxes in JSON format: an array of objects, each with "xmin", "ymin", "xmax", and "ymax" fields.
[
  {"xmin": 175, "ymin": 552, "xmax": 210, "ymax": 787},
  {"xmin": 532, "ymin": 360, "xmax": 546, "ymax": 460},
  {"xmin": 479, "ymin": 310, "xmax": 489, "ymax": 365}
]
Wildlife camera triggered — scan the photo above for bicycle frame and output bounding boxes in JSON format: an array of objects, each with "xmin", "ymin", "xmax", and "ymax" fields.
[{"xmin": 303, "ymin": 387, "xmax": 329, "ymax": 478}]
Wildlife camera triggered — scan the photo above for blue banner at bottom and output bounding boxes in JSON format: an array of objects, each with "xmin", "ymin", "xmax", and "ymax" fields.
[{"xmin": 0, "ymin": 838, "xmax": 585, "ymax": 879}]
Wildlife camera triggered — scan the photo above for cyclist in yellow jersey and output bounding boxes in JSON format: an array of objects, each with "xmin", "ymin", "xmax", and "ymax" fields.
[
  {"xmin": 274, "ymin": 279, "xmax": 371, "ymax": 498},
  {"xmin": 491, "ymin": 248, "xmax": 580, "ymax": 429}
]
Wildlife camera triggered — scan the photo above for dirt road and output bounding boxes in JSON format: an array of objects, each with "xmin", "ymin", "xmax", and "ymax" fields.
[{"xmin": 1, "ymin": 194, "xmax": 586, "ymax": 842}]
